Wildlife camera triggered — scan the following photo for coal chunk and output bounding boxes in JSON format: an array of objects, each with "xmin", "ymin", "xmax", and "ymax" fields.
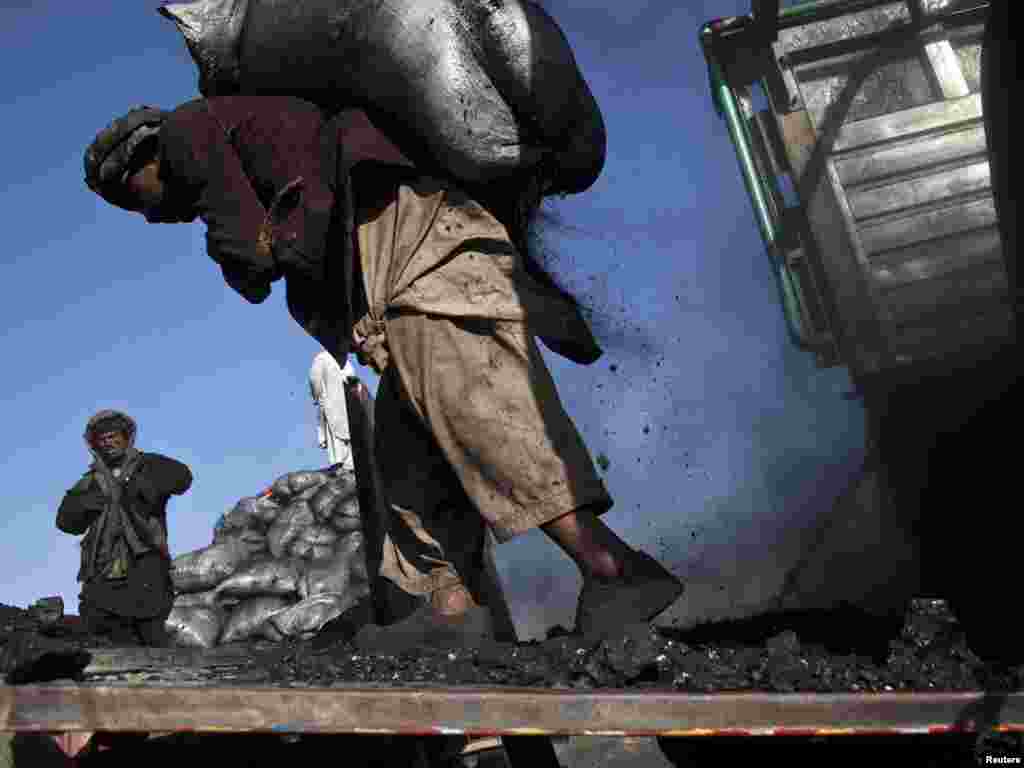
[
  {"xmin": 588, "ymin": 623, "xmax": 667, "ymax": 684},
  {"xmin": 0, "ymin": 631, "xmax": 91, "ymax": 684}
]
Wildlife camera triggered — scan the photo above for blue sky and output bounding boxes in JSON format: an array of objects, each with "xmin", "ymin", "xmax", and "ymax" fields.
[{"xmin": 0, "ymin": 0, "xmax": 865, "ymax": 639}]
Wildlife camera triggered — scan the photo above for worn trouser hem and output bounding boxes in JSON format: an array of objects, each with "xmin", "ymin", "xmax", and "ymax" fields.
[
  {"xmin": 380, "ymin": 566, "xmax": 465, "ymax": 597},
  {"xmin": 382, "ymin": 490, "xmax": 615, "ymax": 598},
  {"xmin": 488, "ymin": 488, "xmax": 614, "ymax": 544}
]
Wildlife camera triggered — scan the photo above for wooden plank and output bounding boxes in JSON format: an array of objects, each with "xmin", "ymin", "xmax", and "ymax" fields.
[
  {"xmin": 3, "ymin": 685, "xmax": 1024, "ymax": 737},
  {"xmin": 858, "ymin": 194, "xmax": 996, "ymax": 255},
  {"xmin": 878, "ymin": 265, "xmax": 1008, "ymax": 329},
  {"xmin": 868, "ymin": 225, "xmax": 1001, "ymax": 285},
  {"xmin": 847, "ymin": 160, "xmax": 991, "ymax": 221},
  {"xmin": 834, "ymin": 124, "xmax": 986, "ymax": 188},
  {"xmin": 832, "ymin": 94, "xmax": 982, "ymax": 153},
  {"xmin": 776, "ymin": 2, "xmax": 910, "ymax": 57}
]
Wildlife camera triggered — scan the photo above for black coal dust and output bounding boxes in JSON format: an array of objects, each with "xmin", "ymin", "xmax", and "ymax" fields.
[{"xmin": 7, "ymin": 599, "xmax": 1020, "ymax": 693}]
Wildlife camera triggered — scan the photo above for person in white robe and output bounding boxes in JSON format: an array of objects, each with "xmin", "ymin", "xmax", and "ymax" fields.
[{"xmin": 309, "ymin": 350, "xmax": 358, "ymax": 471}]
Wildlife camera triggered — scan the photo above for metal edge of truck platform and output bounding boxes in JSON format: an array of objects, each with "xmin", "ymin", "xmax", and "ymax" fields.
[
  {"xmin": 3, "ymin": 684, "xmax": 1024, "ymax": 737},
  {"xmin": 699, "ymin": 0, "xmax": 1011, "ymax": 381}
]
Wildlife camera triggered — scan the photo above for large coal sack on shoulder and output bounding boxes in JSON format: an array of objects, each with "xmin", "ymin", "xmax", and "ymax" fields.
[
  {"xmin": 159, "ymin": 0, "xmax": 605, "ymax": 194},
  {"xmin": 165, "ymin": 605, "xmax": 224, "ymax": 648},
  {"xmin": 171, "ymin": 539, "xmax": 250, "ymax": 593}
]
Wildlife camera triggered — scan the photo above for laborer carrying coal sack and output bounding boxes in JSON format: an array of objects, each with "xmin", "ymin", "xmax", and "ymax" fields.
[
  {"xmin": 81, "ymin": 0, "xmax": 683, "ymax": 654},
  {"xmin": 57, "ymin": 410, "xmax": 193, "ymax": 646}
]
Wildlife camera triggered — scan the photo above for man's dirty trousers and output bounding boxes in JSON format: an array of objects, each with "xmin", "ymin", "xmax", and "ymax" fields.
[{"xmin": 351, "ymin": 169, "xmax": 613, "ymax": 602}]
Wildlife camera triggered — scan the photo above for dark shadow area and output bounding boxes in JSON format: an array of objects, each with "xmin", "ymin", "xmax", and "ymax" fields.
[
  {"xmin": 657, "ymin": 733, "xmax": 982, "ymax": 768},
  {"xmin": 7, "ymin": 733, "xmax": 78, "ymax": 768},
  {"xmin": 75, "ymin": 733, "xmax": 430, "ymax": 768}
]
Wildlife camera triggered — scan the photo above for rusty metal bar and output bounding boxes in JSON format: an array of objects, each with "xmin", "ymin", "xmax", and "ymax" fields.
[{"xmin": 3, "ymin": 685, "xmax": 1024, "ymax": 737}]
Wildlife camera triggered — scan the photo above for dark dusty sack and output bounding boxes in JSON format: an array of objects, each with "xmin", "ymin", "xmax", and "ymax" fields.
[
  {"xmin": 170, "ymin": 539, "xmax": 250, "ymax": 593},
  {"xmin": 330, "ymin": 494, "xmax": 362, "ymax": 527},
  {"xmin": 158, "ymin": 0, "xmax": 606, "ymax": 194},
  {"xmin": 310, "ymin": 479, "xmax": 356, "ymax": 522},
  {"xmin": 267, "ymin": 499, "xmax": 316, "ymax": 558},
  {"xmin": 165, "ymin": 605, "xmax": 224, "ymax": 648},
  {"xmin": 218, "ymin": 495, "xmax": 281, "ymax": 533},
  {"xmin": 172, "ymin": 588, "xmax": 236, "ymax": 609},
  {"xmin": 214, "ymin": 528, "xmax": 268, "ymax": 558},
  {"xmin": 270, "ymin": 592, "xmax": 360, "ymax": 638},
  {"xmin": 299, "ymin": 530, "xmax": 368, "ymax": 599},
  {"xmin": 214, "ymin": 557, "xmax": 302, "ymax": 598},
  {"xmin": 220, "ymin": 596, "xmax": 291, "ymax": 643},
  {"xmin": 270, "ymin": 470, "xmax": 331, "ymax": 500},
  {"xmin": 289, "ymin": 539, "xmax": 313, "ymax": 560},
  {"xmin": 300, "ymin": 524, "xmax": 339, "ymax": 548}
]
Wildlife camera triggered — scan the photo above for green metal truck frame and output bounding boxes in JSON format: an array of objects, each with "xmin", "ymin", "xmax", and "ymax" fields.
[{"xmin": 700, "ymin": 0, "xmax": 1009, "ymax": 382}]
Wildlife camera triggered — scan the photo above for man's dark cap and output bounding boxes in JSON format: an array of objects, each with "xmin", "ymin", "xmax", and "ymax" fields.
[
  {"xmin": 85, "ymin": 410, "xmax": 137, "ymax": 442},
  {"xmin": 84, "ymin": 106, "xmax": 167, "ymax": 209}
]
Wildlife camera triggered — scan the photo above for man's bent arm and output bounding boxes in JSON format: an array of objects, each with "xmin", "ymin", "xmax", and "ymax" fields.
[
  {"xmin": 146, "ymin": 454, "xmax": 194, "ymax": 498},
  {"xmin": 56, "ymin": 477, "xmax": 105, "ymax": 534}
]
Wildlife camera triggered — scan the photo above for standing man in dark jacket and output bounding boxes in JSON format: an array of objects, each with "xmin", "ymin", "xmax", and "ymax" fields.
[
  {"xmin": 82, "ymin": 97, "xmax": 683, "ymax": 653},
  {"xmin": 57, "ymin": 410, "xmax": 192, "ymax": 646}
]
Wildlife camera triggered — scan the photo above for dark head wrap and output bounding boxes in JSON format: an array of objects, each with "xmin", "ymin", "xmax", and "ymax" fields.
[
  {"xmin": 85, "ymin": 409, "xmax": 137, "ymax": 444},
  {"xmin": 84, "ymin": 106, "xmax": 167, "ymax": 210}
]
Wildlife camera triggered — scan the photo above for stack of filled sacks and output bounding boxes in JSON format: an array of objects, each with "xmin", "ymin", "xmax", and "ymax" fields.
[{"xmin": 166, "ymin": 466, "xmax": 369, "ymax": 647}]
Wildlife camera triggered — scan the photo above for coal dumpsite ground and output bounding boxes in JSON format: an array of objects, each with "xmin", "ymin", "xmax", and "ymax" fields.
[
  {"xmin": 4, "ymin": 600, "xmax": 1024, "ymax": 767},
  {"xmin": 243, "ymin": 600, "xmax": 1021, "ymax": 696}
]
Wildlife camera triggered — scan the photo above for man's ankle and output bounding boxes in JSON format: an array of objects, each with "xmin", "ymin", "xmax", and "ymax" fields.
[
  {"xmin": 430, "ymin": 584, "xmax": 477, "ymax": 616},
  {"xmin": 579, "ymin": 550, "xmax": 629, "ymax": 582}
]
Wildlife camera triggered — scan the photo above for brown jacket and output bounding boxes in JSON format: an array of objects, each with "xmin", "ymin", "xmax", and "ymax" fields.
[{"xmin": 156, "ymin": 95, "xmax": 600, "ymax": 364}]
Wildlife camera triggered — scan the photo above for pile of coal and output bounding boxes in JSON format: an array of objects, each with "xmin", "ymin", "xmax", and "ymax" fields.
[
  {"xmin": 2, "ymin": 599, "xmax": 85, "ymax": 642},
  {"xmin": 1, "ymin": 602, "xmax": 42, "ymax": 636},
  {"xmin": 258, "ymin": 601, "xmax": 1022, "ymax": 693},
  {"xmin": 0, "ymin": 630, "xmax": 91, "ymax": 684},
  {"xmin": 167, "ymin": 466, "xmax": 370, "ymax": 648},
  {"xmin": 1, "ymin": 602, "xmax": 91, "ymax": 684}
]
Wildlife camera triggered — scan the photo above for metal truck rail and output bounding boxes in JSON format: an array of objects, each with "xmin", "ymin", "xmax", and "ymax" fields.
[{"xmin": 700, "ymin": 0, "xmax": 1010, "ymax": 380}]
